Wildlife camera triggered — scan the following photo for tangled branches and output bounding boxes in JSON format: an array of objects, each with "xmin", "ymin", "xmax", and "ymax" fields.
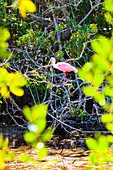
[{"xmin": 0, "ymin": 0, "xmax": 108, "ymax": 134}]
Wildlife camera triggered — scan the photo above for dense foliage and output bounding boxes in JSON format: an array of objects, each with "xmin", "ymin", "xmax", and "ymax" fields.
[{"xmin": 0, "ymin": 0, "xmax": 108, "ymax": 127}]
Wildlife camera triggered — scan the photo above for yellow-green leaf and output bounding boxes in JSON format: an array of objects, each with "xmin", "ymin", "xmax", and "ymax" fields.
[
  {"xmin": 92, "ymin": 69, "xmax": 103, "ymax": 87},
  {"xmin": 24, "ymin": 132, "xmax": 37, "ymax": 143},
  {"xmin": 103, "ymin": 85, "xmax": 113, "ymax": 97},
  {"xmin": 83, "ymin": 86, "xmax": 98, "ymax": 97},
  {"xmin": 10, "ymin": 86, "xmax": 24, "ymax": 96},
  {"xmin": 23, "ymin": 106, "xmax": 33, "ymax": 122},
  {"xmin": 35, "ymin": 118, "xmax": 46, "ymax": 133},
  {"xmin": 105, "ymin": 0, "xmax": 113, "ymax": 12},
  {"xmin": 104, "ymin": 12, "xmax": 113, "ymax": 24},
  {"xmin": 41, "ymin": 127, "xmax": 54, "ymax": 142},
  {"xmin": 36, "ymin": 143, "xmax": 47, "ymax": 160},
  {"xmin": 106, "ymin": 122, "xmax": 113, "ymax": 132},
  {"xmin": 32, "ymin": 104, "xmax": 47, "ymax": 119},
  {"xmin": 86, "ymin": 137, "xmax": 98, "ymax": 150},
  {"xmin": 0, "ymin": 85, "xmax": 10, "ymax": 98},
  {"xmin": 107, "ymin": 135, "xmax": 113, "ymax": 143},
  {"xmin": 101, "ymin": 113, "xmax": 113, "ymax": 123}
]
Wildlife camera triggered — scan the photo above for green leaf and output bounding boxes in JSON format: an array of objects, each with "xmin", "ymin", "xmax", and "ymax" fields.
[
  {"xmin": 88, "ymin": 152, "xmax": 98, "ymax": 165},
  {"xmin": 41, "ymin": 127, "xmax": 54, "ymax": 142},
  {"xmin": 1, "ymin": 84, "xmax": 10, "ymax": 98},
  {"xmin": 93, "ymin": 54, "xmax": 110, "ymax": 71},
  {"xmin": 19, "ymin": 153, "xmax": 35, "ymax": 163},
  {"xmin": 98, "ymin": 135, "xmax": 109, "ymax": 153},
  {"xmin": 0, "ymin": 27, "xmax": 11, "ymax": 58},
  {"xmin": 78, "ymin": 62, "xmax": 93, "ymax": 83},
  {"xmin": 32, "ymin": 104, "xmax": 47, "ymax": 119},
  {"xmin": 86, "ymin": 137, "xmax": 98, "ymax": 150},
  {"xmin": 10, "ymin": 86, "xmax": 24, "ymax": 96},
  {"xmin": 6, "ymin": 151, "xmax": 15, "ymax": 161},
  {"xmin": 103, "ymin": 85, "xmax": 113, "ymax": 97},
  {"xmin": 105, "ymin": 0, "xmax": 113, "ymax": 12},
  {"xmin": 23, "ymin": 106, "xmax": 33, "ymax": 122},
  {"xmin": 35, "ymin": 118, "xmax": 46, "ymax": 134},
  {"xmin": 24, "ymin": 132, "xmax": 37, "ymax": 143},
  {"xmin": 104, "ymin": 12, "xmax": 113, "ymax": 24},
  {"xmin": 94, "ymin": 93, "xmax": 106, "ymax": 106},
  {"xmin": 107, "ymin": 135, "xmax": 113, "ymax": 143},
  {"xmin": 91, "ymin": 36, "xmax": 110, "ymax": 58},
  {"xmin": 83, "ymin": 86, "xmax": 98, "ymax": 97},
  {"xmin": 0, "ymin": 135, "xmax": 3, "ymax": 148},
  {"xmin": 106, "ymin": 122, "xmax": 113, "ymax": 132},
  {"xmin": 92, "ymin": 69, "xmax": 103, "ymax": 87},
  {"xmin": 36, "ymin": 142, "xmax": 47, "ymax": 160},
  {"xmin": 101, "ymin": 113, "xmax": 113, "ymax": 123}
]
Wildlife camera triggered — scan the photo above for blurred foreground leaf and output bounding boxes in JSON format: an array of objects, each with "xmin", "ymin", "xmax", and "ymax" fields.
[
  {"xmin": 13, "ymin": 0, "xmax": 36, "ymax": 18},
  {"xmin": 0, "ymin": 68, "xmax": 27, "ymax": 98},
  {"xmin": 0, "ymin": 27, "xmax": 11, "ymax": 58}
]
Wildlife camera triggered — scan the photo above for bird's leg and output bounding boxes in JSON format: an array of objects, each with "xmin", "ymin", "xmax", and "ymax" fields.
[{"xmin": 63, "ymin": 72, "xmax": 66, "ymax": 82}]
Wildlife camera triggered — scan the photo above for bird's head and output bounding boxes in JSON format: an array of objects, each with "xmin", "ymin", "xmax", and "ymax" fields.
[
  {"xmin": 48, "ymin": 57, "xmax": 56, "ymax": 71},
  {"xmin": 50, "ymin": 57, "xmax": 55, "ymax": 65}
]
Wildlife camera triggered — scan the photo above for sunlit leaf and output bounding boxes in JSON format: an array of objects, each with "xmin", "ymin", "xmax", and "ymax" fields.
[
  {"xmin": 91, "ymin": 36, "xmax": 110, "ymax": 57},
  {"xmin": 0, "ymin": 135, "xmax": 3, "ymax": 149},
  {"xmin": 36, "ymin": 142, "xmax": 47, "ymax": 160},
  {"xmin": 106, "ymin": 74, "xmax": 113, "ymax": 87},
  {"xmin": 10, "ymin": 86, "xmax": 24, "ymax": 96},
  {"xmin": 78, "ymin": 62, "xmax": 93, "ymax": 83},
  {"xmin": 6, "ymin": 151, "xmax": 15, "ymax": 161},
  {"xmin": 83, "ymin": 86, "xmax": 98, "ymax": 97},
  {"xmin": 105, "ymin": 0, "xmax": 113, "ymax": 12},
  {"xmin": 18, "ymin": 0, "xmax": 36, "ymax": 18},
  {"xmin": 98, "ymin": 135, "xmax": 109, "ymax": 153},
  {"xmin": 0, "ymin": 28, "xmax": 10, "ymax": 42},
  {"xmin": 103, "ymin": 85, "xmax": 113, "ymax": 97},
  {"xmin": 109, "ymin": 49, "xmax": 113, "ymax": 61},
  {"xmin": 0, "ymin": 84, "xmax": 10, "ymax": 98},
  {"xmin": 41, "ymin": 127, "xmax": 54, "ymax": 142},
  {"xmin": 32, "ymin": 104, "xmax": 47, "ymax": 119},
  {"xmin": 92, "ymin": 69, "xmax": 104, "ymax": 87},
  {"xmin": 106, "ymin": 122, "xmax": 113, "ymax": 132},
  {"xmin": 19, "ymin": 153, "xmax": 35, "ymax": 163},
  {"xmin": 35, "ymin": 118, "xmax": 46, "ymax": 133},
  {"xmin": 23, "ymin": 105, "xmax": 33, "ymax": 122},
  {"xmin": 88, "ymin": 152, "xmax": 98, "ymax": 165},
  {"xmin": 104, "ymin": 12, "xmax": 113, "ymax": 24},
  {"xmin": 86, "ymin": 137, "xmax": 98, "ymax": 150},
  {"xmin": 101, "ymin": 113, "xmax": 113, "ymax": 123},
  {"xmin": 24, "ymin": 132, "xmax": 37, "ymax": 143},
  {"xmin": 107, "ymin": 135, "xmax": 113, "ymax": 143},
  {"xmin": 0, "ymin": 27, "xmax": 11, "ymax": 58},
  {"xmin": 92, "ymin": 54, "xmax": 110, "ymax": 72},
  {"xmin": 0, "ymin": 151, "xmax": 6, "ymax": 169},
  {"xmin": 94, "ymin": 93, "xmax": 106, "ymax": 106},
  {"xmin": 109, "ymin": 102, "xmax": 113, "ymax": 112}
]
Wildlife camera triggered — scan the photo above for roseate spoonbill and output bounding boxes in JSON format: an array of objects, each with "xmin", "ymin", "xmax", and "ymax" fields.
[{"xmin": 50, "ymin": 57, "xmax": 78, "ymax": 82}]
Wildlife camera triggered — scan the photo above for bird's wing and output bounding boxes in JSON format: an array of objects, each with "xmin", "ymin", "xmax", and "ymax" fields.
[{"xmin": 58, "ymin": 62, "xmax": 77, "ymax": 72}]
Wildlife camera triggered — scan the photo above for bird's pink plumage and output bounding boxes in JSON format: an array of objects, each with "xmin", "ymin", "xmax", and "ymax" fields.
[{"xmin": 58, "ymin": 63, "xmax": 77, "ymax": 72}]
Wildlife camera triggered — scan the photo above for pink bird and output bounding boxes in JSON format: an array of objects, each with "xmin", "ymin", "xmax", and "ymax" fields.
[{"xmin": 50, "ymin": 57, "xmax": 78, "ymax": 82}]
